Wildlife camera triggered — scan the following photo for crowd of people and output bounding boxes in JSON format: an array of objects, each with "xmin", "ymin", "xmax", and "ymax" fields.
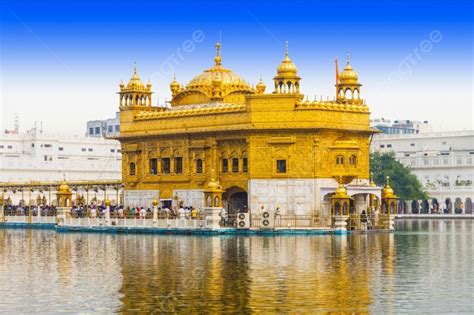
[{"xmin": 1, "ymin": 201, "xmax": 254, "ymax": 227}]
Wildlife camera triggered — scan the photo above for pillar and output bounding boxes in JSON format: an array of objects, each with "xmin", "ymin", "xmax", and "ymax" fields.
[
  {"xmin": 104, "ymin": 199, "xmax": 111, "ymax": 226},
  {"xmin": 152, "ymin": 198, "xmax": 158, "ymax": 226},
  {"xmin": 0, "ymin": 193, "xmax": 4, "ymax": 224},
  {"xmin": 406, "ymin": 200, "xmax": 412, "ymax": 214}
]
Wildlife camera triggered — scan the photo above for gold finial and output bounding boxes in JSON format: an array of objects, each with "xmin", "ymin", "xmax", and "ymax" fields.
[
  {"xmin": 339, "ymin": 175, "xmax": 343, "ymax": 184},
  {"xmin": 214, "ymin": 42, "xmax": 222, "ymax": 66},
  {"xmin": 346, "ymin": 50, "xmax": 350, "ymax": 65},
  {"xmin": 386, "ymin": 175, "xmax": 390, "ymax": 186},
  {"xmin": 285, "ymin": 40, "xmax": 289, "ymax": 57}
]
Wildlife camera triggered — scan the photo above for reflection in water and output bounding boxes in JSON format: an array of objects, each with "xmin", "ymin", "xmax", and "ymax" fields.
[{"xmin": 0, "ymin": 220, "xmax": 472, "ymax": 313}]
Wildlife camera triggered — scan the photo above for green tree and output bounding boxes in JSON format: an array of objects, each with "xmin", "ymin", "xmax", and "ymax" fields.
[{"xmin": 370, "ymin": 151, "xmax": 428, "ymax": 200}]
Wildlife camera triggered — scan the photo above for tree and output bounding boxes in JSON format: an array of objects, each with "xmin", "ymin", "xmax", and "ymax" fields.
[{"xmin": 370, "ymin": 152, "xmax": 428, "ymax": 200}]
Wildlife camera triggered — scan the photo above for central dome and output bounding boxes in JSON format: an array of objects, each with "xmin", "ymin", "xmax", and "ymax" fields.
[
  {"xmin": 170, "ymin": 42, "xmax": 256, "ymax": 106},
  {"xmin": 187, "ymin": 65, "xmax": 250, "ymax": 90}
]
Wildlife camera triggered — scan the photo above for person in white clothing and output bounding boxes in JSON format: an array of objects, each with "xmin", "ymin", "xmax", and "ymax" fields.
[
  {"xmin": 90, "ymin": 208, "xmax": 97, "ymax": 218},
  {"xmin": 178, "ymin": 207, "xmax": 186, "ymax": 219}
]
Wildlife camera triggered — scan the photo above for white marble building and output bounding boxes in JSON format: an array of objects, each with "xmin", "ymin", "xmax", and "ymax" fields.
[
  {"xmin": 0, "ymin": 128, "xmax": 122, "ymax": 183},
  {"xmin": 371, "ymin": 130, "xmax": 474, "ymax": 213}
]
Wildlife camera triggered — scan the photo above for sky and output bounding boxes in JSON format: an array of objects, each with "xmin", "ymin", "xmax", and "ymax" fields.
[{"xmin": 1, "ymin": 0, "xmax": 472, "ymax": 135}]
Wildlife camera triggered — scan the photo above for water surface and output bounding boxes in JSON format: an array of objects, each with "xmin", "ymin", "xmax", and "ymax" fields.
[{"xmin": 0, "ymin": 220, "xmax": 472, "ymax": 313}]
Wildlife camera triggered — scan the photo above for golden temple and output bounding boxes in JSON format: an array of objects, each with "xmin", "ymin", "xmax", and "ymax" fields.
[{"xmin": 117, "ymin": 41, "xmax": 384, "ymax": 228}]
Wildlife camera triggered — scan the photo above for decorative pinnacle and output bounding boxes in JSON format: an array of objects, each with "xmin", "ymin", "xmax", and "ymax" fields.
[
  {"xmin": 214, "ymin": 42, "xmax": 222, "ymax": 66},
  {"xmin": 386, "ymin": 175, "xmax": 390, "ymax": 186},
  {"xmin": 285, "ymin": 40, "xmax": 289, "ymax": 57},
  {"xmin": 339, "ymin": 175, "xmax": 343, "ymax": 185},
  {"xmin": 346, "ymin": 50, "xmax": 350, "ymax": 65}
]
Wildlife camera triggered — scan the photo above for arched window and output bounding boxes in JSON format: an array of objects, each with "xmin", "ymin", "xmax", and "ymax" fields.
[
  {"xmin": 196, "ymin": 159, "xmax": 203, "ymax": 174},
  {"xmin": 349, "ymin": 155, "xmax": 357, "ymax": 165},
  {"xmin": 336, "ymin": 155, "xmax": 344, "ymax": 165},
  {"xmin": 129, "ymin": 162, "xmax": 136, "ymax": 176},
  {"xmin": 334, "ymin": 202, "xmax": 341, "ymax": 215}
]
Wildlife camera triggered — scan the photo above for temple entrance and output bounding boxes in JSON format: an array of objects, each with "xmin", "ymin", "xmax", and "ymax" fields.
[
  {"xmin": 223, "ymin": 187, "xmax": 248, "ymax": 225},
  {"xmin": 227, "ymin": 192, "xmax": 248, "ymax": 215}
]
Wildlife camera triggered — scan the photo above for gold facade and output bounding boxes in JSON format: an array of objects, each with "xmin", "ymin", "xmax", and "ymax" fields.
[{"xmin": 118, "ymin": 42, "xmax": 373, "ymax": 204}]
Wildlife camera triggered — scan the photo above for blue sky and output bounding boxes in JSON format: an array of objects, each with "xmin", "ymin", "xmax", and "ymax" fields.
[{"xmin": 1, "ymin": 0, "xmax": 472, "ymax": 134}]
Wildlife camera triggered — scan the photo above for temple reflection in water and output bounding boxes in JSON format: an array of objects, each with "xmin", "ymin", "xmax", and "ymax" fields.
[{"xmin": 116, "ymin": 234, "xmax": 395, "ymax": 313}]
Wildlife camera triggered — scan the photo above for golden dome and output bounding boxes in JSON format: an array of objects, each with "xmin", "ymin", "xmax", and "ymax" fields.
[
  {"xmin": 276, "ymin": 42, "xmax": 298, "ymax": 76},
  {"xmin": 170, "ymin": 74, "xmax": 180, "ymax": 89},
  {"xmin": 339, "ymin": 52, "xmax": 359, "ymax": 85},
  {"xmin": 333, "ymin": 176, "xmax": 350, "ymax": 199},
  {"xmin": 186, "ymin": 42, "xmax": 252, "ymax": 92},
  {"xmin": 105, "ymin": 199, "xmax": 111, "ymax": 207},
  {"xmin": 59, "ymin": 181, "xmax": 70, "ymax": 193},
  {"xmin": 256, "ymin": 77, "xmax": 266, "ymax": 94},
  {"xmin": 152, "ymin": 198, "xmax": 159, "ymax": 206},
  {"xmin": 207, "ymin": 178, "xmax": 219, "ymax": 190},
  {"xmin": 382, "ymin": 176, "xmax": 396, "ymax": 198},
  {"xmin": 126, "ymin": 63, "xmax": 145, "ymax": 90}
]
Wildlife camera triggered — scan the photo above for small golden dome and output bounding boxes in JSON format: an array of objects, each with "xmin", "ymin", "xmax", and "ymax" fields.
[
  {"xmin": 339, "ymin": 52, "xmax": 359, "ymax": 84},
  {"xmin": 334, "ymin": 184, "xmax": 348, "ymax": 197},
  {"xmin": 59, "ymin": 181, "xmax": 70, "ymax": 193},
  {"xmin": 170, "ymin": 75, "xmax": 180, "ymax": 89},
  {"xmin": 152, "ymin": 198, "xmax": 159, "ymax": 206},
  {"xmin": 126, "ymin": 63, "xmax": 145, "ymax": 90},
  {"xmin": 105, "ymin": 199, "xmax": 111, "ymax": 207},
  {"xmin": 333, "ymin": 176, "xmax": 350, "ymax": 199},
  {"xmin": 207, "ymin": 178, "xmax": 219, "ymax": 190},
  {"xmin": 277, "ymin": 43, "xmax": 298, "ymax": 76},
  {"xmin": 256, "ymin": 77, "xmax": 266, "ymax": 94},
  {"xmin": 382, "ymin": 176, "xmax": 396, "ymax": 198}
]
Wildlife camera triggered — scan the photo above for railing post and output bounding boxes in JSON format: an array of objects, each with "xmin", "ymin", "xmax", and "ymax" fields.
[{"xmin": 0, "ymin": 193, "xmax": 4, "ymax": 224}]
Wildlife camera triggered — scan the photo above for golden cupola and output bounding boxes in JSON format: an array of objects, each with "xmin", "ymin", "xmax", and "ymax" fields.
[
  {"xmin": 126, "ymin": 63, "xmax": 146, "ymax": 90},
  {"xmin": 119, "ymin": 63, "xmax": 153, "ymax": 109},
  {"xmin": 169, "ymin": 74, "xmax": 180, "ymax": 97},
  {"xmin": 336, "ymin": 51, "xmax": 362, "ymax": 104},
  {"xmin": 256, "ymin": 77, "xmax": 266, "ymax": 94},
  {"xmin": 170, "ymin": 42, "xmax": 256, "ymax": 106},
  {"xmin": 382, "ymin": 176, "xmax": 396, "ymax": 199},
  {"xmin": 273, "ymin": 41, "xmax": 301, "ymax": 94}
]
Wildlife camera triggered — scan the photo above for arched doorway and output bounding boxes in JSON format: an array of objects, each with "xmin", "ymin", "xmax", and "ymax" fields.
[
  {"xmin": 454, "ymin": 197, "xmax": 463, "ymax": 214},
  {"xmin": 444, "ymin": 198, "xmax": 452, "ymax": 214},
  {"xmin": 465, "ymin": 198, "xmax": 472, "ymax": 214},
  {"xmin": 223, "ymin": 186, "xmax": 248, "ymax": 218},
  {"xmin": 228, "ymin": 192, "xmax": 248, "ymax": 214},
  {"xmin": 411, "ymin": 200, "xmax": 419, "ymax": 214},
  {"xmin": 432, "ymin": 198, "xmax": 439, "ymax": 213},
  {"xmin": 421, "ymin": 200, "xmax": 430, "ymax": 214}
]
